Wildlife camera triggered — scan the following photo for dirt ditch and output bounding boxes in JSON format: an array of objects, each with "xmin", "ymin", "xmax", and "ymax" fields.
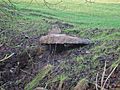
[
  {"xmin": 0, "ymin": 38, "xmax": 120, "ymax": 90},
  {"xmin": 0, "ymin": 20, "xmax": 120, "ymax": 90}
]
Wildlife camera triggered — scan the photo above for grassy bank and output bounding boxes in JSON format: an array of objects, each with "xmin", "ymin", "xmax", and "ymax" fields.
[{"xmin": 0, "ymin": 0, "xmax": 120, "ymax": 90}]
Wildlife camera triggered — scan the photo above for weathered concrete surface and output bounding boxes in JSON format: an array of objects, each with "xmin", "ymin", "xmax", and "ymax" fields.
[{"xmin": 39, "ymin": 34, "xmax": 91, "ymax": 45}]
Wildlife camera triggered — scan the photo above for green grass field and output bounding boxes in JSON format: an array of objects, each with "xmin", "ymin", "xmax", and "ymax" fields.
[{"xmin": 11, "ymin": 0, "xmax": 120, "ymax": 29}]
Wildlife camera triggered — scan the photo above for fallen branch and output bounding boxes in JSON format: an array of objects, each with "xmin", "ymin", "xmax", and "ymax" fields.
[
  {"xmin": 102, "ymin": 64, "xmax": 118, "ymax": 89},
  {"xmin": 95, "ymin": 61, "xmax": 118, "ymax": 90},
  {"xmin": 0, "ymin": 53, "xmax": 14, "ymax": 62},
  {"xmin": 101, "ymin": 61, "xmax": 106, "ymax": 87}
]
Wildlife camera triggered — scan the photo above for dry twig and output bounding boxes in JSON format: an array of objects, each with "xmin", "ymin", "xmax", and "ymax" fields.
[
  {"xmin": 95, "ymin": 61, "xmax": 118, "ymax": 90},
  {"xmin": 0, "ymin": 53, "xmax": 14, "ymax": 62}
]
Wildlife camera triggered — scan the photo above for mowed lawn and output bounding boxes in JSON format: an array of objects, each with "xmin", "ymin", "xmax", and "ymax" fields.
[{"xmin": 10, "ymin": 0, "xmax": 120, "ymax": 29}]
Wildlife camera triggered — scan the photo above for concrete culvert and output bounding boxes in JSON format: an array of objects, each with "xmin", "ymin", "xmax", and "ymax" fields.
[{"xmin": 39, "ymin": 34, "xmax": 92, "ymax": 52}]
